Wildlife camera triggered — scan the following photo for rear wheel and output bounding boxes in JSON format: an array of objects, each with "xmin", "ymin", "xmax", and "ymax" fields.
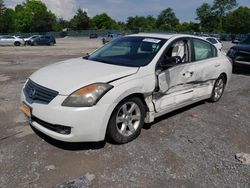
[
  {"xmin": 14, "ymin": 41, "xmax": 21, "ymax": 46},
  {"xmin": 210, "ymin": 75, "xmax": 226, "ymax": 102},
  {"xmin": 107, "ymin": 98, "xmax": 145, "ymax": 144}
]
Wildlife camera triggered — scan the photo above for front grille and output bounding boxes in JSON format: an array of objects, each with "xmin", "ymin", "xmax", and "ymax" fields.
[
  {"xmin": 24, "ymin": 79, "xmax": 59, "ymax": 104},
  {"xmin": 31, "ymin": 115, "xmax": 71, "ymax": 135}
]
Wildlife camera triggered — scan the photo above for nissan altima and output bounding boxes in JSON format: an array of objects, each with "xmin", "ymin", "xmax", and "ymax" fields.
[{"xmin": 21, "ymin": 34, "xmax": 232, "ymax": 144}]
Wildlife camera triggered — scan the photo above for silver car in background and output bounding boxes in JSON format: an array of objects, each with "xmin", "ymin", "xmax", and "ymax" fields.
[{"xmin": 0, "ymin": 35, "xmax": 25, "ymax": 46}]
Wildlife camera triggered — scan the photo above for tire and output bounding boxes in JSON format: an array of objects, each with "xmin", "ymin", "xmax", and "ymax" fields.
[
  {"xmin": 33, "ymin": 42, "xmax": 37, "ymax": 46},
  {"xmin": 210, "ymin": 75, "xmax": 226, "ymax": 102},
  {"xmin": 49, "ymin": 42, "xmax": 54, "ymax": 46},
  {"xmin": 107, "ymin": 97, "xmax": 146, "ymax": 144},
  {"xmin": 14, "ymin": 41, "xmax": 21, "ymax": 46}
]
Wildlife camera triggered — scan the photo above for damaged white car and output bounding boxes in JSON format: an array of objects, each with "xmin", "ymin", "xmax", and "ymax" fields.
[{"xmin": 21, "ymin": 34, "xmax": 232, "ymax": 144}]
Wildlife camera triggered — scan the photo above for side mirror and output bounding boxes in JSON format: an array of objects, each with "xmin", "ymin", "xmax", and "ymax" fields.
[
  {"xmin": 160, "ymin": 56, "xmax": 182, "ymax": 68},
  {"xmin": 82, "ymin": 53, "xmax": 89, "ymax": 59}
]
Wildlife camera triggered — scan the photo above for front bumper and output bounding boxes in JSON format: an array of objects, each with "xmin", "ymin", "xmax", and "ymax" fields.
[{"xmin": 21, "ymin": 90, "xmax": 115, "ymax": 142}]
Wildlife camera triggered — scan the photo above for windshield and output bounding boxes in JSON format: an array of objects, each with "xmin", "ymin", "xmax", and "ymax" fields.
[{"xmin": 87, "ymin": 36, "xmax": 167, "ymax": 67}]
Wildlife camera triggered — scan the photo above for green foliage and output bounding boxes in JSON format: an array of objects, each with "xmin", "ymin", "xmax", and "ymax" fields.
[
  {"xmin": 0, "ymin": 0, "xmax": 15, "ymax": 33},
  {"xmin": 126, "ymin": 16, "xmax": 156, "ymax": 31},
  {"xmin": 1, "ymin": 9, "xmax": 15, "ymax": 33},
  {"xmin": 15, "ymin": 0, "xmax": 56, "ymax": 32},
  {"xmin": 176, "ymin": 22, "xmax": 200, "ymax": 33},
  {"xmin": 56, "ymin": 18, "xmax": 70, "ymax": 31},
  {"xmin": 196, "ymin": 3, "xmax": 220, "ymax": 32},
  {"xmin": 70, "ymin": 9, "xmax": 91, "ymax": 30},
  {"xmin": 213, "ymin": 0, "xmax": 238, "ymax": 16},
  {"xmin": 196, "ymin": 0, "xmax": 238, "ymax": 32},
  {"xmin": 92, "ymin": 13, "xmax": 118, "ymax": 29},
  {"xmin": 224, "ymin": 6, "xmax": 250, "ymax": 34},
  {"xmin": 156, "ymin": 8, "xmax": 179, "ymax": 31},
  {"xmin": 0, "ymin": 0, "xmax": 249, "ymax": 34}
]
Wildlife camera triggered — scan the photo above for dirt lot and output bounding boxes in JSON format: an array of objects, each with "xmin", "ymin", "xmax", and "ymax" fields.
[{"xmin": 0, "ymin": 37, "xmax": 249, "ymax": 188}]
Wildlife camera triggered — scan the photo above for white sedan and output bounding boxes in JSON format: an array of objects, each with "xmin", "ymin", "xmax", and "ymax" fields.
[
  {"xmin": 21, "ymin": 34, "xmax": 232, "ymax": 144},
  {"xmin": 0, "ymin": 35, "xmax": 25, "ymax": 46},
  {"xmin": 203, "ymin": 37, "xmax": 223, "ymax": 50}
]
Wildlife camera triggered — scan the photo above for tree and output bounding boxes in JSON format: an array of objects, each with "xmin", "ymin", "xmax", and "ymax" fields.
[
  {"xmin": 126, "ymin": 16, "xmax": 156, "ymax": 31},
  {"xmin": 0, "ymin": 0, "xmax": 5, "ymax": 14},
  {"xmin": 15, "ymin": 0, "xmax": 56, "ymax": 32},
  {"xmin": 56, "ymin": 18, "xmax": 70, "ymax": 31},
  {"xmin": 224, "ymin": 6, "xmax": 250, "ymax": 34},
  {"xmin": 156, "ymin": 8, "xmax": 179, "ymax": 31},
  {"xmin": 0, "ymin": 0, "xmax": 6, "ymax": 32},
  {"xmin": 196, "ymin": 3, "xmax": 220, "ymax": 32},
  {"xmin": 92, "ymin": 13, "xmax": 117, "ymax": 29},
  {"xmin": 117, "ymin": 21, "xmax": 127, "ymax": 30},
  {"xmin": 196, "ymin": 0, "xmax": 238, "ymax": 32},
  {"xmin": 213, "ymin": 0, "xmax": 238, "ymax": 16},
  {"xmin": 212, "ymin": 0, "xmax": 238, "ymax": 31},
  {"xmin": 70, "ymin": 8, "xmax": 91, "ymax": 30},
  {"xmin": 176, "ymin": 22, "xmax": 200, "ymax": 33},
  {"xmin": 0, "ymin": 1, "xmax": 15, "ymax": 33},
  {"xmin": 2, "ymin": 8, "xmax": 15, "ymax": 33}
]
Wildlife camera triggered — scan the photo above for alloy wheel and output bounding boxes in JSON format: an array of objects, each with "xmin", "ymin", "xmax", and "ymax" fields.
[{"xmin": 115, "ymin": 102, "xmax": 141, "ymax": 137}]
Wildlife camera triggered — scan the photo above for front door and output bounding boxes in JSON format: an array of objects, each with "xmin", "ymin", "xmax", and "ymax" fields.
[{"xmin": 153, "ymin": 38, "xmax": 196, "ymax": 112}]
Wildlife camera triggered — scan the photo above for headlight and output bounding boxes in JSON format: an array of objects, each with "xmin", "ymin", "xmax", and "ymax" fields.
[{"xmin": 62, "ymin": 83, "xmax": 113, "ymax": 107}]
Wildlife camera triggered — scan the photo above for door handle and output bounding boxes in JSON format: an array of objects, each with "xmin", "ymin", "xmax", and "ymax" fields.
[
  {"xmin": 183, "ymin": 71, "xmax": 194, "ymax": 77},
  {"xmin": 215, "ymin": 63, "xmax": 221, "ymax": 67}
]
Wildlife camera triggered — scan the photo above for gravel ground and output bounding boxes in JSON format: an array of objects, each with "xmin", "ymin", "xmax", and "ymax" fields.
[{"xmin": 0, "ymin": 38, "xmax": 249, "ymax": 188}]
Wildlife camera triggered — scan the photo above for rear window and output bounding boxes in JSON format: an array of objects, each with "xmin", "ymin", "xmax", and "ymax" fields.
[
  {"xmin": 206, "ymin": 38, "xmax": 218, "ymax": 44},
  {"xmin": 193, "ymin": 39, "xmax": 217, "ymax": 61}
]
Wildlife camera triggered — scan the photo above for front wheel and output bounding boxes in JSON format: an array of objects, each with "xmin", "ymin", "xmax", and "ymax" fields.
[
  {"xmin": 210, "ymin": 75, "xmax": 226, "ymax": 102},
  {"xmin": 107, "ymin": 98, "xmax": 145, "ymax": 144}
]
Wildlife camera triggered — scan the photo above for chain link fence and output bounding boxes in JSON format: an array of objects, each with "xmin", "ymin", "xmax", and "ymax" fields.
[{"xmin": 0, "ymin": 30, "xmax": 249, "ymax": 41}]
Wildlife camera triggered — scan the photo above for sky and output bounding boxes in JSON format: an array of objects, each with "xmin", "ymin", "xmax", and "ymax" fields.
[{"xmin": 5, "ymin": 0, "xmax": 250, "ymax": 22}]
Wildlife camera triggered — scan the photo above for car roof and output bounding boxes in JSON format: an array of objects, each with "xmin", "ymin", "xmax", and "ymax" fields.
[
  {"xmin": 129, "ymin": 33, "xmax": 196, "ymax": 40},
  {"xmin": 203, "ymin": 37, "xmax": 217, "ymax": 39}
]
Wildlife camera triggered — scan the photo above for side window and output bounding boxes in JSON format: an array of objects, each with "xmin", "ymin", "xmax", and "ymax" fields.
[
  {"xmin": 162, "ymin": 39, "xmax": 191, "ymax": 64},
  {"xmin": 193, "ymin": 39, "xmax": 216, "ymax": 61}
]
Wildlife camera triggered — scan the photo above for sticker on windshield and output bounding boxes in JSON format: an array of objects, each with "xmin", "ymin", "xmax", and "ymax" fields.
[{"xmin": 143, "ymin": 38, "xmax": 161, "ymax": 43}]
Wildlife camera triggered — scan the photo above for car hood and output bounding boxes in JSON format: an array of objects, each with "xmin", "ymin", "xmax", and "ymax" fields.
[
  {"xmin": 233, "ymin": 44, "xmax": 250, "ymax": 51},
  {"xmin": 30, "ymin": 58, "xmax": 139, "ymax": 95}
]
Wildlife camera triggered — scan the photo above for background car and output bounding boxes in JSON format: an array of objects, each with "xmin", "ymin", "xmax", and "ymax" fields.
[
  {"xmin": 29, "ymin": 35, "xmax": 56, "ymax": 46},
  {"xmin": 102, "ymin": 33, "xmax": 122, "ymax": 44},
  {"xmin": 24, "ymin": 35, "xmax": 41, "ymax": 45},
  {"xmin": 89, "ymin": 33, "xmax": 98, "ymax": 39},
  {"xmin": 227, "ymin": 34, "xmax": 250, "ymax": 66},
  {"xmin": 203, "ymin": 37, "xmax": 223, "ymax": 50},
  {"xmin": 0, "ymin": 35, "xmax": 25, "ymax": 46}
]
